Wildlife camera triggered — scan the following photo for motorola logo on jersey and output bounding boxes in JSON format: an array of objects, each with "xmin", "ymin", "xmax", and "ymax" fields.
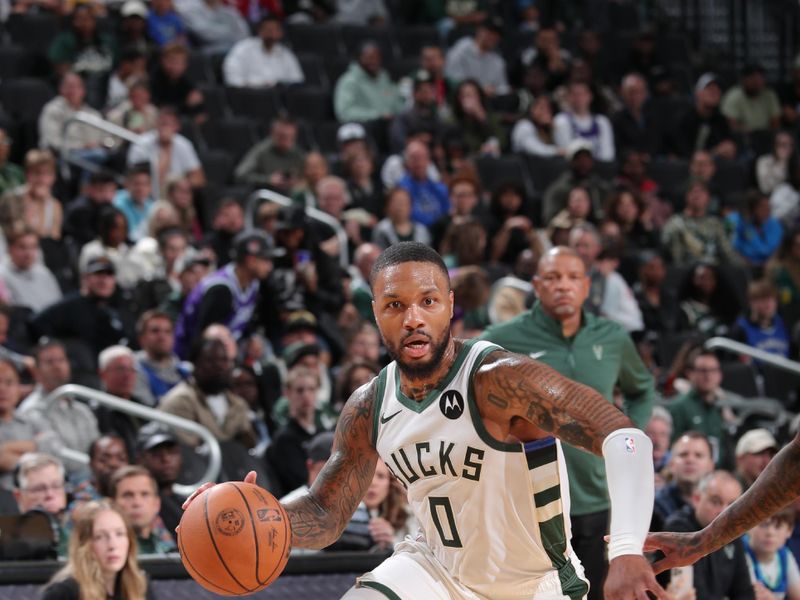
[{"xmin": 439, "ymin": 390, "xmax": 464, "ymax": 420}]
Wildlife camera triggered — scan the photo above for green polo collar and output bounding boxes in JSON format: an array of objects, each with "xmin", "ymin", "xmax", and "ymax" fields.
[{"xmin": 528, "ymin": 301, "xmax": 596, "ymax": 340}]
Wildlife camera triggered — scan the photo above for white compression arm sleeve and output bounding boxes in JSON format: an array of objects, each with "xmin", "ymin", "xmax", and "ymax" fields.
[{"xmin": 602, "ymin": 428, "xmax": 654, "ymax": 561}]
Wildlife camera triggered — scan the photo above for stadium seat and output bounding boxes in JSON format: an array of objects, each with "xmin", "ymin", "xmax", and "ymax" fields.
[
  {"xmin": 476, "ymin": 155, "xmax": 535, "ymax": 199},
  {"xmin": 186, "ymin": 51, "xmax": 215, "ymax": 85},
  {"xmin": 225, "ymin": 87, "xmax": 283, "ymax": 124},
  {"xmin": 760, "ymin": 362, "xmax": 799, "ymax": 408},
  {"xmin": 323, "ymin": 55, "xmax": 352, "ymax": 89},
  {"xmin": 713, "ymin": 157, "xmax": 752, "ymax": 198},
  {"xmin": 385, "ymin": 56, "xmax": 420, "ymax": 81},
  {"xmin": 0, "ymin": 46, "xmax": 33, "ymax": 80},
  {"xmin": 198, "ymin": 117, "xmax": 261, "ymax": 163},
  {"xmin": 446, "ymin": 25, "xmax": 475, "ymax": 48},
  {"xmin": 0, "ymin": 78, "xmax": 55, "ymax": 120},
  {"xmin": 721, "ymin": 362, "xmax": 760, "ymax": 397},
  {"xmin": 283, "ymin": 86, "xmax": 334, "ymax": 121},
  {"xmin": 341, "ymin": 25, "xmax": 397, "ymax": 60},
  {"xmin": 296, "ymin": 54, "xmax": 329, "ymax": 89},
  {"xmin": 286, "ymin": 23, "xmax": 344, "ymax": 56},
  {"xmin": 6, "ymin": 13, "xmax": 60, "ymax": 52},
  {"xmin": 394, "ymin": 26, "xmax": 441, "ymax": 57},
  {"xmin": 310, "ymin": 120, "xmax": 344, "ymax": 154},
  {"xmin": 646, "ymin": 158, "xmax": 689, "ymax": 201},
  {"xmin": 524, "ymin": 155, "xmax": 568, "ymax": 194},
  {"xmin": 199, "ymin": 148, "xmax": 235, "ymax": 186},
  {"xmin": 196, "ymin": 83, "xmax": 230, "ymax": 119}
]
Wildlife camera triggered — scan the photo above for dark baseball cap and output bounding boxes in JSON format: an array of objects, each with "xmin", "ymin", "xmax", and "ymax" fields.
[
  {"xmin": 283, "ymin": 341, "xmax": 321, "ymax": 368},
  {"xmin": 136, "ymin": 422, "xmax": 178, "ymax": 452},
  {"xmin": 305, "ymin": 431, "xmax": 334, "ymax": 463},
  {"xmin": 233, "ymin": 229, "xmax": 285, "ymax": 261},
  {"xmin": 82, "ymin": 255, "xmax": 116, "ymax": 275},
  {"xmin": 275, "ymin": 205, "xmax": 307, "ymax": 231}
]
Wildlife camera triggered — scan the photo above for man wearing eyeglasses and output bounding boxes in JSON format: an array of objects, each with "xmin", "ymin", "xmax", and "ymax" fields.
[
  {"xmin": 667, "ymin": 348, "xmax": 736, "ymax": 463},
  {"xmin": 11, "ymin": 452, "xmax": 69, "ymax": 556}
]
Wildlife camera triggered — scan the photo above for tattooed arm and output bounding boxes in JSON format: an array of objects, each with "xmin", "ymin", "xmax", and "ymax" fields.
[
  {"xmin": 646, "ymin": 432, "xmax": 800, "ymax": 574},
  {"xmin": 282, "ymin": 380, "xmax": 380, "ymax": 549},
  {"xmin": 474, "ymin": 350, "xmax": 633, "ymax": 454}
]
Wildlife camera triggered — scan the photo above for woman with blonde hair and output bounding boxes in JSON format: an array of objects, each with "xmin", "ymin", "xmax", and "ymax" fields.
[{"xmin": 41, "ymin": 499, "xmax": 153, "ymax": 600}]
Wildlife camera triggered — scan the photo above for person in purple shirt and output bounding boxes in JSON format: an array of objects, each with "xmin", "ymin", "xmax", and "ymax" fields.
[{"xmin": 397, "ymin": 139, "xmax": 450, "ymax": 227}]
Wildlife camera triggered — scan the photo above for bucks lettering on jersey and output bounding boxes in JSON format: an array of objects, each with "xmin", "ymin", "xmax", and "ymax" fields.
[{"xmin": 371, "ymin": 339, "xmax": 589, "ymax": 600}]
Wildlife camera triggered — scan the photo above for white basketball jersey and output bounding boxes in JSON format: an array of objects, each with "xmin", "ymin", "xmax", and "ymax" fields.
[{"xmin": 371, "ymin": 339, "xmax": 588, "ymax": 600}]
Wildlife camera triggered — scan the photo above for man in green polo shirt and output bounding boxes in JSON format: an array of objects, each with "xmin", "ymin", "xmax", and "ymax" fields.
[
  {"xmin": 667, "ymin": 348, "xmax": 731, "ymax": 463},
  {"xmin": 479, "ymin": 247, "xmax": 654, "ymax": 600}
]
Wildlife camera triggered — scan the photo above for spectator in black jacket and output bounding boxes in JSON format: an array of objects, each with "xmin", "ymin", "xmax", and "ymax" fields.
[
  {"xmin": 661, "ymin": 470, "xmax": 754, "ymax": 600},
  {"xmin": 149, "ymin": 43, "xmax": 204, "ymax": 118},
  {"xmin": 671, "ymin": 73, "xmax": 737, "ymax": 160},
  {"xmin": 612, "ymin": 72, "xmax": 661, "ymax": 159},
  {"xmin": 63, "ymin": 172, "xmax": 118, "ymax": 248},
  {"xmin": 29, "ymin": 255, "xmax": 136, "ymax": 358}
]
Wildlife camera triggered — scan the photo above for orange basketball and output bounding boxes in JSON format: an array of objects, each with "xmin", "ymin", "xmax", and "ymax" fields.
[{"xmin": 177, "ymin": 482, "xmax": 291, "ymax": 596}]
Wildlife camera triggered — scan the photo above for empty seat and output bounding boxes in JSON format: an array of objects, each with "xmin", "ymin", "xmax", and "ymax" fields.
[
  {"xmin": 197, "ymin": 84, "xmax": 229, "ymax": 119},
  {"xmin": 394, "ymin": 26, "xmax": 440, "ymax": 57},
  {"xmin": 647, "ymin": 158, "xmax": 689, "ymax": 201},
  {"xmin": 199, "ymin": 117, "xmax": 261, "ymax": 163},
  {"xmin": 524, "ymin": 155, "xmax": 568, "ymax": 193},
  {"xmin": 310, "ymin": 120, "xmax": 344, "ymax": 154},
  {"xmin": 323, "ymin": 55, "xmax": 352, "ymax": 88},
  {"xmin": 760, "ymin": 363, "xmax": 799, "ymax": 408},
  {"xmin": 286, "ymin": 23, "xmax": 344, "ymax": 55},
  {"xmin": 0, "ymin": 46, "xmax": 34, "ymax": 79},
  {"xmin": 283, "ymin": 86, "xmax": 334, "ymax": 121},
  {"xmin": 341, "ymin": 25, "xmax": 397, "ymax": 59},
  {"xmin": 199, "ymin": 148, "xmax": 235, "ymax": 186},
  {"xmin": 296, "ymin": 54, "xmax": 328, "ymax": 89},
  {"xmin": 6, "ymin": 13, "xmax": 60, "ymax": 52},
  {"xmin": 713, "ymin": 157, "xmax": 751, "ymax": 198},
  {"xmin": 476, "ymin": 155, "xmax": 534, "ymax": 199},
  {"xmin": 225, "ymin": 87, "xmax": 282, "ymax": 124},
  {"xmin": 0, "ymin": 78, "xmax": 55, "ymax": 120},
  {"xmin": 385, "ymin": 56, "xmax": 420, "ymax": 81},
  {"xmin": 721, "ymin": 362, "xmax": 760, "ymax": 398}
]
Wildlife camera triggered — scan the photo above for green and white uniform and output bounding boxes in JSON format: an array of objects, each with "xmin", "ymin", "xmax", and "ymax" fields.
[{"xmin": 356, "ymin": 339, "xmax": 589, "ymax": 600}]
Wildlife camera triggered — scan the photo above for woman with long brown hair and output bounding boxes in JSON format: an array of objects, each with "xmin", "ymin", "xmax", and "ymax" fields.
[{"xmin": 41, "ymin": 500, "xmax": 153, "ymax": 600}]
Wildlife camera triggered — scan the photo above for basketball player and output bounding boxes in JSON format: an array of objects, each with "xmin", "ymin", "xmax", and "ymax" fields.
[
  {"xmin": 184, "ymin": 242, "xmax": 666, "ymax": 600},
  {"xmin": 644, "ymin": 432, "xmax": 800, "ymax": 574}
]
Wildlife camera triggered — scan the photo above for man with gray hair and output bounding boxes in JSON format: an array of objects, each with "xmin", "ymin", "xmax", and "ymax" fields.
[
  {"xmin": 12, "ymin": 452, "xmax": 70, "ymax": 556},
  {"xmin": 569, "ymin": 223, "xmax": 643, "ymax": 332},
  {"xmin": 646, "ymin": 406, "xmax": 673, "ymax": 489},
  {"xmin": 660, "ymin": 470, "xmax": 753, "ymax": 599},
  {"xmin": 95, "ymin": 345, "xmax": 147, "ymax": 460}
]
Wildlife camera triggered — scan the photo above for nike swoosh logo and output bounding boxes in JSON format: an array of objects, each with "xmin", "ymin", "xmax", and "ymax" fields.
[
  {"xmin": 380, "ymin": 410, "xmax": 402, "ymax": 424},
  {"xmin": 529, "ymin": 351, "xmax": 547, "ymax": 360}
]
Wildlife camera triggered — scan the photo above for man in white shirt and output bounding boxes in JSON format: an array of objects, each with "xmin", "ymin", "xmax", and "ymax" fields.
[
  {"xmin": 444, "ymin": 16, "xmax": 509, "ymax": 96},
  {"xmin": 127, "ymin": 107, "xmax": 206, "ymax": 194},
  {"xmin": 0, "ymin": 228, "xmax": 62, "ymax": 313},
  {"xmin": 38, "ymin": 72, "xmax": 107, "ymax": 154},
  {"xmin": 223, "ymin": 16, "xmax": 304, "ymax": 88}
]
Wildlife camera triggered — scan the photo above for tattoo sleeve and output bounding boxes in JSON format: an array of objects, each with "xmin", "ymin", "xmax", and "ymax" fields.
[
  {"xmin": 475, "ymin": 351, "xmax": 633, "ymax": 455},
  {"xmin": 698, "ymin": 433, "xmax": 800, "ymax": 553},
  {"xmin": 282, "ymin": 381, "xmax": 379, "ymax": 549}
]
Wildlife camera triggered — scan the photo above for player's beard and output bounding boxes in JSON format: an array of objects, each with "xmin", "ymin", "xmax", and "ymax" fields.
[{"xmin": 384, "ymin": 328, "xmax": 451, "ymax": 381}]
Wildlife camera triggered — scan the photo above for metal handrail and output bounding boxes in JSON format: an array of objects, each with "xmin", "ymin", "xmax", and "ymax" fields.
[
  {"xmin": 705, "ymin": 337, "xmax": 800, "ymax": 376},
  {"xmin": 60, "ymin": 111, "xmax": 153, "ymax": 187},
  {"xmin": 44, "ymin": 384, "xmax": 221, "ymax": 496},
  {"xmin": 245, "ymin": 189, "xmax": 350, "ymax": 269}
]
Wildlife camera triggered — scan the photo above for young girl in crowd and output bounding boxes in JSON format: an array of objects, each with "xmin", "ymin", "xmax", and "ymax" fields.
[{"xmin": 41, "ymin": 499, "xmax": 154, "ymax": 600}]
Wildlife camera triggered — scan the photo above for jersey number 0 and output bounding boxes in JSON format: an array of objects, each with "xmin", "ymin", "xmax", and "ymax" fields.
[{"xmin": 429, "ymin": 497, "xmax": 462, "ymax": 548}]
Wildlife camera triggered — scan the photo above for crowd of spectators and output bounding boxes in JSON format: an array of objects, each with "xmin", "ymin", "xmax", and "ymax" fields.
[{"xmin": 3, "ymin": 0, "xmax": 800, "ymax": 595}]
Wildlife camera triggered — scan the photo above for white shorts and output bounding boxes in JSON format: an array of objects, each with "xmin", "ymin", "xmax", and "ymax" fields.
[{"xmin": 350, "ymin": 538, "xmax": 589, "ymax": 600}]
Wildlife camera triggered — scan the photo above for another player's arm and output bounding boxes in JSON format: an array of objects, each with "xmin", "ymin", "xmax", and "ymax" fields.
[
  {"xmin": 647, "ymin": 432, "xmax": 800, "ymax": 573},
  {"xmin": 474, "ymin": 351, "xmax": 633, "ymax": 453},
  {"xmin": 281, "ymin": 381, "xmax": 379, "ymax": 550}
]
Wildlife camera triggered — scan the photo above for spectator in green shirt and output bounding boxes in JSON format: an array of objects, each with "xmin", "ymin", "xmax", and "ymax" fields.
[
  {"xmin": 479, "ymin": 246, "xmax": 654, "ymax": 600},
  {"xmin": 721, "ymin": 63, "xmax": 781, "ymax": 133},
  {"xmin": 667, "ymin": 348, "xmax": 736, "ymax": 462}
]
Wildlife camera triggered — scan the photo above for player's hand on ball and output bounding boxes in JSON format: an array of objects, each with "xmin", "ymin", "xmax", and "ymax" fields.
[
  {"xmin": 604, "ymin": 555, "xmax": 669, "ymax": 600},
  {"xmin": 181, "ymin": 471, "xmax": 258, "ymax": 511}
]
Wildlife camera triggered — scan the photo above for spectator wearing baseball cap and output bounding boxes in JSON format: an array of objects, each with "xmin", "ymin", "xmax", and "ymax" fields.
[
  {"xmin": 735, "ymin": 428, "xmax": 779, "ymax": 490},
  {"xmin": 136, "ymin": 421, "xmax": 185, "ymax": 534},
  {"xmin": 174, "ymin": 229, "xmax": 284, "ymax": 357},
  {"xmin": 30, "ymin": 253, "xmax": 137, "ymax": 358},
  {"xmin": 669, "ymin": 72, "xmax": 737, "ymax": 159}
]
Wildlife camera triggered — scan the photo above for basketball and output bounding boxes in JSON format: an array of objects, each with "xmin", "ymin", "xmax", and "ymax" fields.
[{"xmin": 177, "ymin": 482, "xmax": 291, "ymax": 596}]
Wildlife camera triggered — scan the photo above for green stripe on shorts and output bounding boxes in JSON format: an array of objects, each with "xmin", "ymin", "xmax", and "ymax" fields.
[{"xmin": 360, "ymin": 580, "xmax": 403, "ymax": 600}]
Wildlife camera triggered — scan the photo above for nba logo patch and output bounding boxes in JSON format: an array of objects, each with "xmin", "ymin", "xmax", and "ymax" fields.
[{"xmin": 624, "ymin": 436, "xmax": 636, "ymax": 454}]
